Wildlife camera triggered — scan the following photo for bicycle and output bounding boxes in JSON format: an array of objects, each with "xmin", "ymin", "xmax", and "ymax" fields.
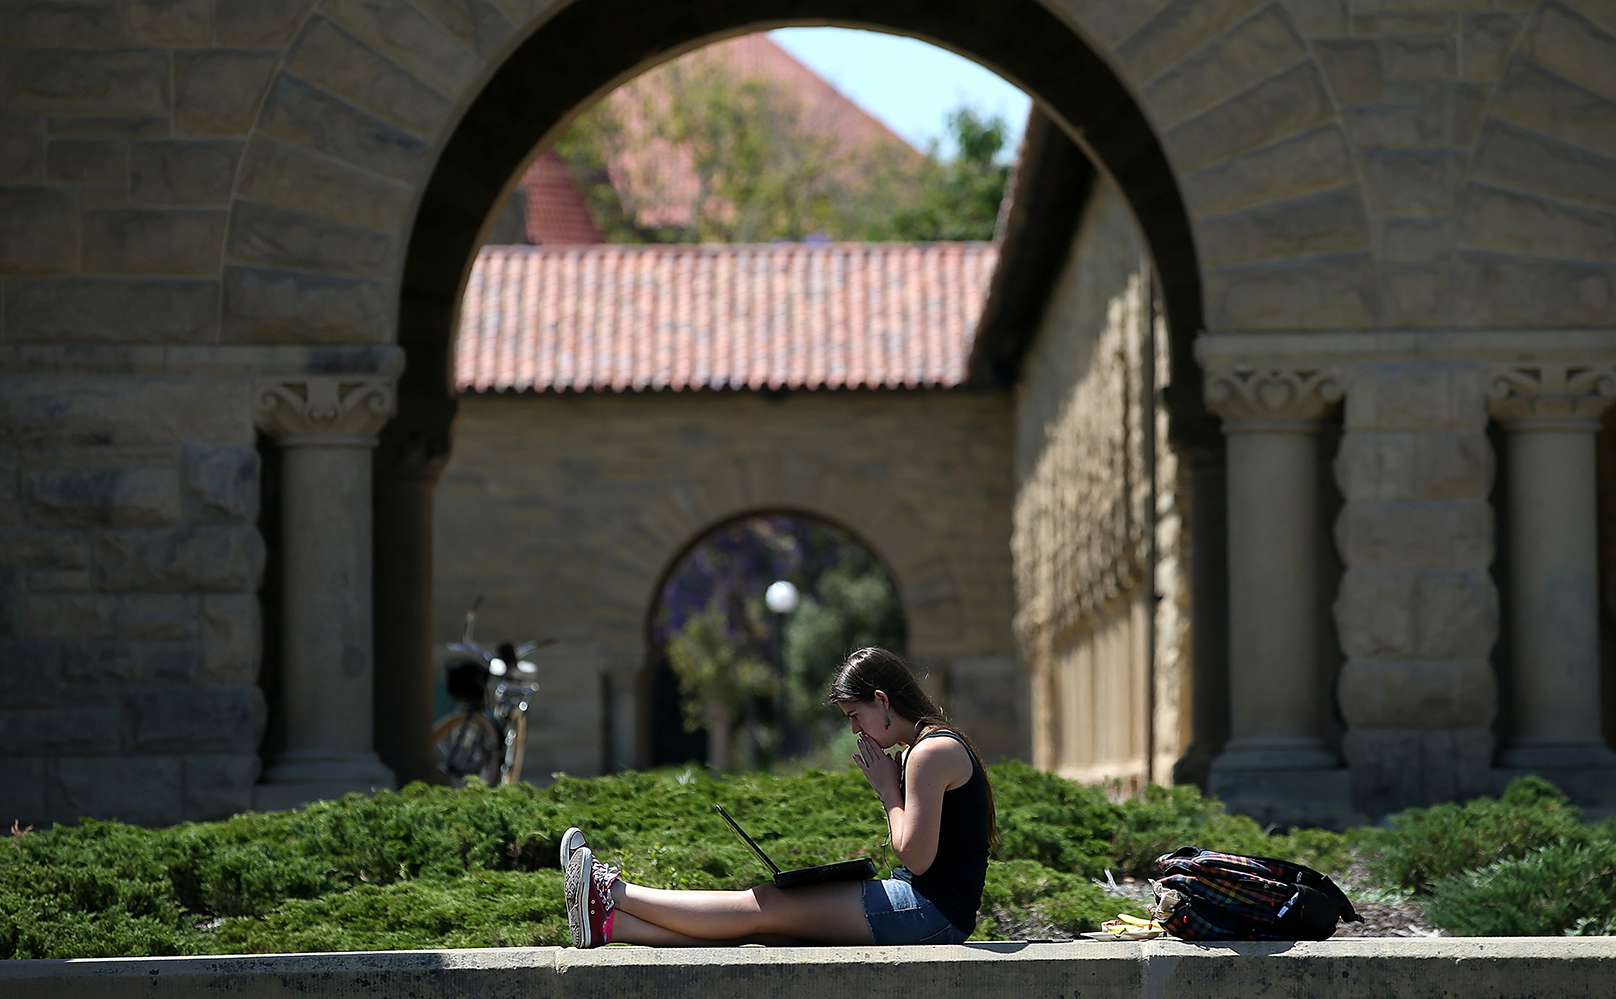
[{"xmin": 432, "ymin": 598, "xmax": 554, "ymax": 786}]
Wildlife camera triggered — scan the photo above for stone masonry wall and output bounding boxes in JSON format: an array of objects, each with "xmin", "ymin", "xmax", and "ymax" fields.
[
  {"xmin": 1013, "ymin": 177, "xmax": 1192, "ymax": 788},
  {"xmin": 432, "ymin": 388, "xmax": 1020, "ymax": 779}
]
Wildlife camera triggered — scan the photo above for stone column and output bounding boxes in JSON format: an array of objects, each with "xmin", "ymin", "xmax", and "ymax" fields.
[
  {"xmin": 373, "ymin": 396, "xmax": 456, "ymax": 786},
  {"xmin": 254, "ymin": 377, "xmax": 398, "ymax": 809},
  {"xmin": 1205, "ymin": 366, "xmax": 1354, "ymax": 827},
  {"xmin": 1490, "ymin": 363, "xmax": 1616, "ymax": 801},
  {"xmin": 1173, "ymin": 443, "xmax": 1229, "ymax": 790}
]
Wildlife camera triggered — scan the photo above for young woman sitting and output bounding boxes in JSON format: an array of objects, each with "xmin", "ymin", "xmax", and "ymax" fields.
[{"xmin": 562, "ymin": 646, "xmax": 996, "ymax": 947}]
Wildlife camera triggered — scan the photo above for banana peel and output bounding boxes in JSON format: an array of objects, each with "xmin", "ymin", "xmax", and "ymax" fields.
[{"xmin": 1082, "ymin": 912, "xmax": 1166, "ymax": 941}]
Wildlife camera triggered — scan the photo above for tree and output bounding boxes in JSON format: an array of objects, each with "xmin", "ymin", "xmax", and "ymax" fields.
[{"xmin": 554, "ymin": 57, "xmax": 1012, "ymax": 244}]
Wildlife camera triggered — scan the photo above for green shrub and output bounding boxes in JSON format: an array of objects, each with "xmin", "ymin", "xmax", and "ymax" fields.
[
  {"xmin": 1357, "ymin": 777, "xmax": 1587, "ymax": 892},
  {"xmin": 973, "ymin": 860, "xmax": 1147, "ymax": 940},
  {"xmin": 1422, "ymin": 838, "xmax": 1616, "ymax": 936}
]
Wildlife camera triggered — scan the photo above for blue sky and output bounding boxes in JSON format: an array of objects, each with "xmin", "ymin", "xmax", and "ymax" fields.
[{"xmin": 768, "ymin": 28, "xmax": 1031, "ymax": 159}]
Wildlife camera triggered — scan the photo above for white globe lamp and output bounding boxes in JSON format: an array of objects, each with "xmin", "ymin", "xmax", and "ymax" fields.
[{"xmin": 765, "ymin": 579, "xmax": 800, "ymax": 614}]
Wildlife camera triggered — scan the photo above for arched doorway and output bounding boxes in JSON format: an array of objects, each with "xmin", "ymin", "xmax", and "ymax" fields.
[
  {"xmin": 379, "ymin": 1, "xmax": 1213, "ymax": 787},
  {"xmin": 642, "ymin": 513, "xmax": 907, "ymax": 770}
]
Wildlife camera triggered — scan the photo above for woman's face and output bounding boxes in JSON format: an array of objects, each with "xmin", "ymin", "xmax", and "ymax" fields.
[{"xmin": 839, "ymin": 695, "xmax": 900, "ymax": 749}]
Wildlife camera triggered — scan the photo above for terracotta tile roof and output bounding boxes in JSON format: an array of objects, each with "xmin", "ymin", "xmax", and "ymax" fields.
[
  {"xmin": 522, "ymin": 149, "xmax": 604, "ymax": 245},
  {"xmin": 455, "ymin": 241, "xmax": 999, "ymax": 393}
]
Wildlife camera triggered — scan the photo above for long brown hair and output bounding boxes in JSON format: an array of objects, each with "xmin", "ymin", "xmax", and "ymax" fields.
[{"xmin": 828, "ymin": 647, "xmax": 998, "ymax": 849}]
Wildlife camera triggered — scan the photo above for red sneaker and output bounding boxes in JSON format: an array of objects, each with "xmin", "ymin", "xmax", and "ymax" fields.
[{"xmin": 565, "ymin": 847, "xmax": 617, "ymax": 948}]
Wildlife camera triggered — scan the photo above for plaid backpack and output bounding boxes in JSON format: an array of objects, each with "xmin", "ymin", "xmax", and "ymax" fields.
[{"xmin": 1151, "ymin": 847, "xmax": 1363, "ymax": 941}]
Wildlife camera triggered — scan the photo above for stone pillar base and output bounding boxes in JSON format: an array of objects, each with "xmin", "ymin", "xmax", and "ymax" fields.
[
  {"xmin": 1344, "ymin": 728, "xmax": 1495, "ymax": 817},
  {"xmin": 1208, "ymin": 764, "xmax": 1362, "ymax": 830},
  {"xmin": 255, "ymin": 751, "xmax": 395, "ymax": 811}
]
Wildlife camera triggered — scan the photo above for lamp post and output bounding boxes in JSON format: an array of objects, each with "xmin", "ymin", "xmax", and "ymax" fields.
[{"xmin": 765, "ymin": 580, "xmax": 801, "ymax": 758}]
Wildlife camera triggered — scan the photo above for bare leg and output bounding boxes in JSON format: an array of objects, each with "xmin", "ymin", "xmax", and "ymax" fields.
[
  {"xmin": 608, "ymin": 911, "xmax": 806, "ymax": 947},
  {"xmin": 610, "ymin": 880, "xmax": 873, "ymax": 944}
]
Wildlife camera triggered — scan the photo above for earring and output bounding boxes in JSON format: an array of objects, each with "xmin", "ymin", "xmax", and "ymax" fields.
[{"xmin": 884, "ymin": 714, "xmax": 891, "ymax": 729}]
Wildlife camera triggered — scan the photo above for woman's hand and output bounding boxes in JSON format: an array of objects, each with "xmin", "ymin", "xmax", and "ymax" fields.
[{"xmin": 852, "ymin": 732, "xmax": 902, "ymax": 805}]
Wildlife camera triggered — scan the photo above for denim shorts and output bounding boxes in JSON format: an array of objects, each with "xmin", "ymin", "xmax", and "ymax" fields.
[{"xmin": 861, "ymin": 873, "xmax": 970, "ymax": 945}]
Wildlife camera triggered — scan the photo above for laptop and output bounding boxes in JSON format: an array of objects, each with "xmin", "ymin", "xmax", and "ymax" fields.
[{"xmin": 715, "ymin": 804, "xmax": 877, "ymax": 888}]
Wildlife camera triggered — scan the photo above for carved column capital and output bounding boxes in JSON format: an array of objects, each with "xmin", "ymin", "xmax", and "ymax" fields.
[
  {"xmin": 1204, "ymin": 366, "xmax": 1343, "ymax": 432},
  {"xmin": 255, "ymin": 377, "xmax": 395, "ymax": 446},
  {"xmin": 1487, "ymin": 363, "xmax": 1616, "ymax": 431}
]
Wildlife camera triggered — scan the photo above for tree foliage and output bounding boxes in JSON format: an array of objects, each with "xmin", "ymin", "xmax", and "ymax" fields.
[{"xmin": 554, "ymin": 58, "xmax": 1010, "ymax": 244}]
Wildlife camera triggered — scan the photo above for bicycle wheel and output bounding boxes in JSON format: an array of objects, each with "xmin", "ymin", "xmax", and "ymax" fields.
[
  {"xmin": 499, "ymin": 711, "xmax": 527, "ymax": 785},
  {"xmin": 431, "ymin": 710, "xmax": 502, "ymax": 786}
]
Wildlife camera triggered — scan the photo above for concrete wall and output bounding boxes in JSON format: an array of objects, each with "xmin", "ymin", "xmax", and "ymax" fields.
[
  {"xmin": 6, "ymin": 940, "xmax": 1616, "ymax": 999},
  {"xmin": 432, "ymin": 389, "xmax": 1021, "ymax": 777},
  {"xmin": 1012, "ymin": 177, "xmax": 1190, "ymax": 789}
]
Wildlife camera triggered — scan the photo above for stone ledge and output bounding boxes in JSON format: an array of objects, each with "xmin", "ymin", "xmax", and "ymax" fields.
[
  {"xmin": 1196, "ymin": 328, "xmax": 1616, "ymax": 365},
  {"xmin": 3, "ymin": 939, "xmax": 1614, "ymax": 999},
  {"xmin": 0, "ymin": 344, "xmax": 405, "ymax": 377}
]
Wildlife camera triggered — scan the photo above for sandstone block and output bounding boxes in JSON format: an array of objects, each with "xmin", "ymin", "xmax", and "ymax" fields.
[
  {"xmin": 322, "ymin": 0, "xmax": 484, "ymax": 96},
  {"xmin": 1459, "ymin": 184, "xmax": 1616, "ymax": 261},
  {"xmin": 221, "ymin": 265, "xmax": 390, "ymax": 343},
  {"xmin": 28, "ymin": 569, "xmax": 90, "ymax": 591},
  {"xmin": 1472, "ymin": 117, "xmax": 1616, "ymax": 214},
  {"xmin": 1490, "ymin": 59, "xmax": 1616, "ymax": 162},
  {"xmin": 216, "ymin": 0, "xmax": 316, "ymax": 45},
  {"xmin": 1343, "ymin": 361, "xmax": 1487, "ymax": 432},
  {"xmin": 1380, "ymin": 218, "xmax": 1455, "ymax": 262},
  {"xmin": 0, "ymin": 706, "xmax": 121, "ymax": 755},
  {"xmin": 0, "ymin": 1, "xmax": 122, "ymax": 44},
  {"xmin": 1335, "ymin": 568, "xmax": 1416, "ymax": 658},
  {"xmin": 80, "ymin": 207, "xmax": 227, "ymax": 276},
  {"xmin": 1335, "ymin": 429, "xmax": 1493, "ymax": 501},
  {"xmin": 23, "ymin": 593, "xmax": 117, "ymax": 639},
  {"xmin": 125, "ymin": 684, "xmax": 256, "ymax": 754},
  {"xmin": 174, "ymin": 49, "xmax": 279, "ymax": 136},
  {"xmin": 1164, "ymin": 62, "xmax": 1334, "ymax": 173},
  {"xmin": 0, "ymin": 639, "xmax": 61, "ymax": 707},
  {"xmin": 1336, "ymin": 499, "xmax": 1492, "ymax": 570},
  {"xmin": 258, "ymin": 74, "xmax": 433, "ymax": 183},
  {"xmin": 0, "ymin": 48, "xmax": 169, "ymax": 115},
  {"xmin": 1524, "ymin": 3, "xmax": 1616, "ymax": 104},
  {"xmin": 0, "ymin": 756, "xmax": 47, "ymax": 826},
  {"xmin": 1414, "ymin": 568, "xmax": 1496, "ymax": 659},
  {"xmin": 1454, "ymin": 251, "xmax": 1612, "ymax": 327},
  {"xmin": 226, "ymin": 200, "xmax": 395, "ymax": 280},
  {"xmin": 1463, "ymin": 12, "xmax": 1523, "ymax": 80},
  {"xmin": 53, "ymin": 755, "xmax": 183, "ymax": 826},
  {"xmin": 0, "ymin": 451, "xmax": 17, "ymax": 525},
  {"xmin": 183, "ymin": 445, "xmax": 259, "ymax": 524},
  {"xmin": 128, "ymin": 0, "xmax": 210, "ymax": 43},
  {"xmin": 200, "ymin": 593, "xmax": 259, "ymax": 682},
  {"xmin": 1313, "ymin": 37, "xmax": 1381, "ymax": 104},
  {"xmin": 1287, "ymin": 0, "xmax": 1347, "ymax": 35},
  {"xmin": 129, "ymin": 139, "xmax": 243, "ymax": 206},
  {"xmin": 121, "ymin": 593, "xmax": 199, "ymax": 640},
  {"xmin": 1383, "ymin": 35, "xmax": 1456, "ymax": 81},
  {"xmin": 0, "ymin": 375, "xmax": 254, "ymax": 448},
  {"xmin": 236, "ymin": 135, "xmax": 413, "ymax": 233},
  {"xmin": 92, "ymin": 526, "xmax": 264, "ymax": 592},
  {"xmin": 1379, "ymin": 264, "xmax": 1451, "ymax": 328},
  {"xmin": 62, "ymin": 638, "xmax": 199, "ymax": 683},
  {"xmin": 1203, "ymin": 251, "xmax": 1375, "ymax": 330},
  {"xmin": 3, "ymin": 277, "xmax": 218, "ymax": 342},
  {"xmin": 1338, "ymin": 657, "xmax": 1496, "ymax": 728},
  {"xmin": 286, "ymin": 15, "xmax": 454, "ymax": 136},
  {"xmin": 1362, "ymin": 149, "xmax": 1458, "ymax": 217},
  {"xmin": 183, "ymin": 753, "xmax": 257, "ymax": 820},
  {"xmin": 1139, "ymin": 5, "xmax": 1307, "ymax": 129},
  {"xmin": 1194, "ymin": 187, "xmax": 1369, "ymax": 269},
  {"xmin": 1343, "ymin": 726, "xmax": 1495, "ymax": 815},
  {"xmin": 1340, "ymin": 101, "xmax": 1445, "ymax": 150},
  {"xmin": 0, "ymin": 527, "xmax": 89, "ymax": 569},
  {"xmin": 1113, "ymin": 0, "xmax": 1266, "ymax": 86},
  {"xmin": 45, "ymin": 137, "xmax": 125, "ymax": 184},
  {"xmin": 0, "ymin": 185, "xmax": 75, "ymax": 275},
  {"xmin": 24, "ymin": 465, "xmax": 182, "ymax": 525},
  {"xmin": 0, "ymin": 114, "xmax": 43, "ymax": 181},
  {"xmin": 412, "ymin": 0, "xmax": 519, "ymax": 59},
  {"xmin": 46, "ymin": 115, "xmax": 168, "ymax": 138}
]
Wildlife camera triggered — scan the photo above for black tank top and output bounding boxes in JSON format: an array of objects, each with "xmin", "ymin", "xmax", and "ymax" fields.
[{"xmin": 901, "ymin": 729, "xmax": 990, "ymax": 934}]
